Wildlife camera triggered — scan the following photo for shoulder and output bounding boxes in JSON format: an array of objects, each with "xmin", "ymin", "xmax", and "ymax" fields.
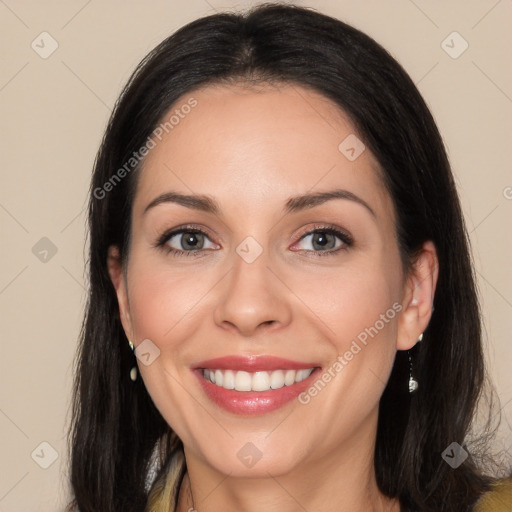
[{"xmin": 473, "ymin": 477, "xmax": 512, "ymax": 512}]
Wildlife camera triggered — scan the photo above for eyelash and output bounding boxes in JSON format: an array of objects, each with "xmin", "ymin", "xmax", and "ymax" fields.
[{"xmin": 155, "ymin": 224, "xmax": 354, "ymax": 258}]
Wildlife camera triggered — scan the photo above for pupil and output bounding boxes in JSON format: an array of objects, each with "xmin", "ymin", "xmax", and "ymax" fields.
[
  {"xmin": 314, "ymin": 232, "xmax": 332, "ymax": 249},
  {"xmin": 183, "ymin": 232, "xmax": 202, "ymax": 250}
]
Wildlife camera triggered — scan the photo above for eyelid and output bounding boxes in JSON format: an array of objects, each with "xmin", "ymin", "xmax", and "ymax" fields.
[
  {"xmin": 155, "ymin": 224, "xmax": 216, "ymax": 247},
  {"xmin": 290, "ymin": 224, "xmax": 353, "ymax": 252},
  {"xmin": 294, "ymin": 223, "xmax": 353, "ymax": 242}
]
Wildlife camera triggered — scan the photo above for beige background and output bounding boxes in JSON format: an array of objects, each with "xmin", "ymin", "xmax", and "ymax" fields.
[{"xmin": 0, "ymin": 0, "xmax": 511, "ymax": 510}]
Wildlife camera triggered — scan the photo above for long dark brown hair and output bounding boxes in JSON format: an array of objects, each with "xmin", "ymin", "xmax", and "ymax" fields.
[{"xmin": 66, "ymin": 3, "xmax": 505, "ymax": 511}]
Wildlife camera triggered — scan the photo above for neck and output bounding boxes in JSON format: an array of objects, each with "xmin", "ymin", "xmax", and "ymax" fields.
[
  {"xmin": 177, "ymin": 472, "xmax": 399, "ymax": 512},
  {"xmin": 176, "ymin": 412, "xmax": 400, "ymax": 512}
]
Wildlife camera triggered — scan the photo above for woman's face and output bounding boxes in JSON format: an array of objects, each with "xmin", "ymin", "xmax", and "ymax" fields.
[{"xmin": 109, "ymin": 82, "xmax": 436, "ymax": 478}]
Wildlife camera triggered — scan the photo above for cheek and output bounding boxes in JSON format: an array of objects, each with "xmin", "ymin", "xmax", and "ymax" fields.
[
  {"xmin": 336, "ymin": 276, "xmax": 399, "ymax": 348},
  {"xmin": 126, "ymin": 258, "xmax": 212, "ymax": 343},
  {"xmin": 289, "ymin": 273, "xmax": 399, "ymax": 448},
  {"xmin": 124, "ymin": 258, "xmax": 213, "ymax": 442},
  {"xmin": 285, "ymin": 259, "xmax": 400, "ymax": 346},
  {"xmin": 288, "ymin": 262, "xmax": 400, "ymax": 406}
]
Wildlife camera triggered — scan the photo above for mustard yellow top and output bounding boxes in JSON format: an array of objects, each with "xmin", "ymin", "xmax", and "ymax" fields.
[{"xmin": 473, "ymin": 477, "xmax": 512, "ymax": 512}]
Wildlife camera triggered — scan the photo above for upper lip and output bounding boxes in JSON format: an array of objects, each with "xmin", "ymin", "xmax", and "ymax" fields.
[{"xmin": 192, "ymin": 355, "xmax": 320, "ymax": 372}]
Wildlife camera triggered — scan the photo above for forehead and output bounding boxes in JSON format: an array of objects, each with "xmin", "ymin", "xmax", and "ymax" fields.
[{"xmin": 133, "ymin": 82, "xmax": 394, "ymax": 223}]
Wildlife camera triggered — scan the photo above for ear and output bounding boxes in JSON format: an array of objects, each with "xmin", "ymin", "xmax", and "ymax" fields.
[
  {"xmin": 107, "ymin": 245, "xmax": 134, "ymax": 341},
  {"xmin": 396, "ymin": 240, "xmax": 439, "ymax": 350}
]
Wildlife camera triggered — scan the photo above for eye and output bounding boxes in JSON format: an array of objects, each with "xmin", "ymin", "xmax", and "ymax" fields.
[
  {"xmin": 292, "ymin": 225, "xmax": 353, "ymax": 257},
  {"xmin": 156, "ymin": 226, "xmax": 218, "ymax": 257},
  {"xmin": 155, "ymin": 223, "xmax": 353, "ymax": 258}
]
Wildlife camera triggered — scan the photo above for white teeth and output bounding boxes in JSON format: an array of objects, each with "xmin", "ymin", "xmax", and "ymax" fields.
[
  {"xmin": 284, "ymin": 369, "xmax": 296, "ymax": 386},
  {"xmin": 252, "ymin": 371, "xmax": 270, "ymax": 391},
  {"xmin": 296, "ymin": 369, "xmax": 310, "ymax": 382},
  {"xmin": 235, "ymin": 371, "xmax": 252, "ymax": 391},
  {"xmin": 270, "ymin": 370, "xmax": 285, "ymax": 390},
  {"xmin": 223, "ymin": 369, "xmax": 235, "ymax": 390},
  {"xmin": 202, "ymin": 368, "xmax": 314, "ymax": 392}
]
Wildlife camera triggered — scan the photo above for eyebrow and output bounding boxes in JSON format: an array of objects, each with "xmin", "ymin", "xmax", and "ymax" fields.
[{"xmin": 143, "ymin": 188, "xmax": 376, "ymax": 218}]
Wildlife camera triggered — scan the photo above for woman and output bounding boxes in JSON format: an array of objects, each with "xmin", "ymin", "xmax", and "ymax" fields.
[{"xmin": 66, "ymin": 3, "xmax": 511, "ymax": 511}]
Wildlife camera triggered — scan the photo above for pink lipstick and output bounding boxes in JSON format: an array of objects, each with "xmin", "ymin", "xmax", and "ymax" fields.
[{"xmin": 192, "ymin": 356, "xmax": 321, "ymax": 415}]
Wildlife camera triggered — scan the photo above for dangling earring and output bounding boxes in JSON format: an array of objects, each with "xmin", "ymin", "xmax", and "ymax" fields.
[
  {"xmin": 128, "ymin": 340, "xmax": 138, "ymax": 381},
  {"xmin": 408, "ymin": 333, "xmax": 423, "ymax": 393}
]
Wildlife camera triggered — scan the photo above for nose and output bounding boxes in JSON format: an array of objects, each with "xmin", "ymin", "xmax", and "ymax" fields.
[{"xmin": 213, "ymin": 248, "xmax": 292, "ymax": 337}]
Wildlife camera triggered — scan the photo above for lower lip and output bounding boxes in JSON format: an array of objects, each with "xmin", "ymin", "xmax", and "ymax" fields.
[{"xmin": 194, "ymin": 368, "xmax": 321, "ymax": 416}]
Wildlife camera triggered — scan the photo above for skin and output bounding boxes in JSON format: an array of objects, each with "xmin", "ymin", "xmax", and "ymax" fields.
[{"xmin": 108, "ymin": 82, "xmax": 438, "ymax": 512}]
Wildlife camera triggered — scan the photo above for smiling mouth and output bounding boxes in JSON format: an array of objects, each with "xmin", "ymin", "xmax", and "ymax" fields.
[{"xmin": 201, "ymin": 368, "xmax": 315, "ymax": 392}]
